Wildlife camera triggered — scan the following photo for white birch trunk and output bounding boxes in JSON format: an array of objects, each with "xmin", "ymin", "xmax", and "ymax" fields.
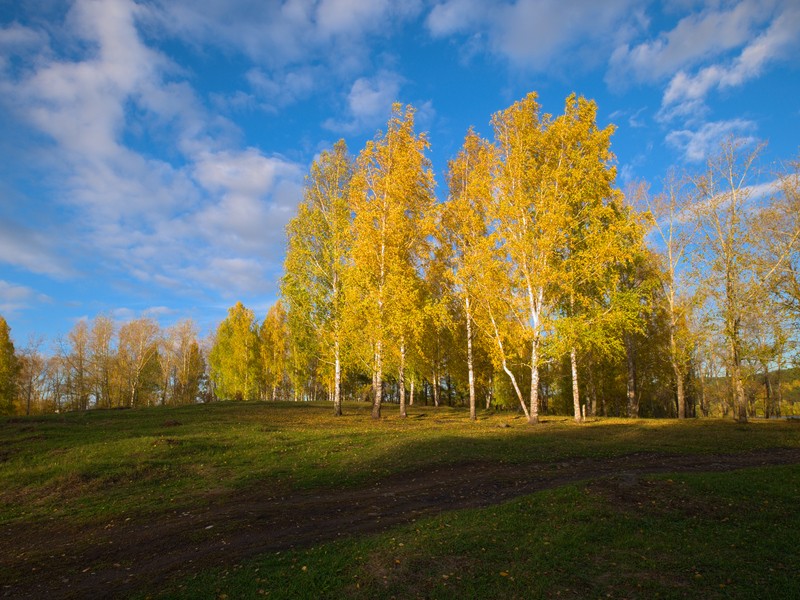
[
  {"xmin": 399, "ymin": 341, "xmax": 407, "ymax": 418},
  {"xmin": 570, "ymin": 347, "xmax": 581, "ymax": 423},
  {"xmin": 465, "ymin": 295, "xmax": 476, "ymax": 421},
  {"xmin": 333, "ymin": 339, "xmax": 342, "ymax": 416}
]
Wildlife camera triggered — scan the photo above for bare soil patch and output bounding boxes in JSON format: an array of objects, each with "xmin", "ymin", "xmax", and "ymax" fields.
[{"xmin": 2, "ymin": 447, "xmax": 800, "ymax": 599}]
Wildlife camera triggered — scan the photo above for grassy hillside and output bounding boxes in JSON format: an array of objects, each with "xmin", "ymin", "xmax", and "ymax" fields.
[{"xmin": 2, "ymin": 402, "xmax": 800, "ymax": 598}]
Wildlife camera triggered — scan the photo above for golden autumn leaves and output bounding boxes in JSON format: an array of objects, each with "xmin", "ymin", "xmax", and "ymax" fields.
[{"xmin": 282, "ymin": 92, "xmax": 647, "ymax": 422}]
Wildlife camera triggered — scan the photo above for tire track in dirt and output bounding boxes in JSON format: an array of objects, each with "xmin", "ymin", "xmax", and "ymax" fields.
[{"xmin": 3, "ymin": 447, "xmax": 800, "ymax": 599}]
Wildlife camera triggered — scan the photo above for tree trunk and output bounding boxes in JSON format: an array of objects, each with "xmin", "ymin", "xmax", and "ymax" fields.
[
  {"xmin": 776, "ymin": 361, "xmax": 783, "ymax": 417},
  {"xmin": 333, "ymin": 341, "xmax": 342, "ymax": 416},
  {"xmin": 731, "ymin": 329, "xmax": 747, "ymax": 423},
  {"xmin": 624, "ymin": 333, "xmax": 638, "ymax": 418},
  {"xmin": 571, "ymin": 347, "xmax": 581, "ymax": 423},
  {"xmin": 670, "ymin": 327, "xmax": 685, "ymax": 418},
  {"xmin": 698, "ymin": 369, "xmax": 708, "ymax": 417},
  {"xmin": 372, "ymin": 341, "xmax": 382, "ymax": 419},
  {"xmin": 528, "ymin": 336, "xmax": 540, "ymax": 424},
  {"xmin": 409, "ymin": 378, "xmax": 415, "ymax": 406},
  {"xmin": 763, "ymin": 362, "xmax": 772, "ymax": 418},
  {"xmin": 399, "ymin": 342, "xmax": 407, "ymax": 418},
  {"xmin": 432, "ymin": 366, "xmax": 440, "ymax": 407},
  {"xmin": 446, "ymin": 372, "xmax": 453, "ymax": 406},
  {"xmin": 465, "ymin": 296, "xmax": 476, "ymax": 421}
]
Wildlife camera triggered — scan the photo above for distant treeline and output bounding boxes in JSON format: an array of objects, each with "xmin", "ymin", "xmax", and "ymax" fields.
[{"xmin": 0, "ymin": 315, "xmax": 208, "ymax": 414}]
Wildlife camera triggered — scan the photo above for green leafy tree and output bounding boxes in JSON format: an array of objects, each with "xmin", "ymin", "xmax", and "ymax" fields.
[
  {"xmin": 209, "ymin": 302, "xmax": 259, "ymax": 401},
  {"xmin": 0, "ymin": 316, "xmax": 19, "ymax": 414},
  {"xmin": 259, "ymin": 302, "xmax": 289, "ymax": 401}
]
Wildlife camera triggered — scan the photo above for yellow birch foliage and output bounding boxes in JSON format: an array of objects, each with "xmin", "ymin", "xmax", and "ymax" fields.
[
  {"xmin": 442, "ymin": 128, "xmax": 497, "ymax": 419},
  {"xmin": 348, "ymin": 103, "xmax": 435, "ymax": 418},
  {"xmin": 490, "ymin": 92, "xmax": 566, "ymax": 423},
  {"xmin": 281, "ymin": 140, "xmax": 353, "ymax": 413}
]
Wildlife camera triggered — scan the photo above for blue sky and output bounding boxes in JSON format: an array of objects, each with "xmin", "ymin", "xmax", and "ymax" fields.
[{"xmin": 1, "ymin": 0, "xmax": 799, "ymax": 345}]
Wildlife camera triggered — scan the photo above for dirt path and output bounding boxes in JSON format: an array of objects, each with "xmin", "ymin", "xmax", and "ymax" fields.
[{"xmin": 3, "ymin": 447, "xmax": 800, "ymax": 599}]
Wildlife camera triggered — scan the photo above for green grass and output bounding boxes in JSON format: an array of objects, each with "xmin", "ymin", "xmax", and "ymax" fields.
[
  {"xmin": 4, "ymin": 402, "xmax": 800, "ymax": 598},
  {"xmin": 153, "ymin": 464, "xmax": 800, "ymax": 599},
  {"xmin": 3, "ymin": 401, "xmax": 800, "ymax": 526}
]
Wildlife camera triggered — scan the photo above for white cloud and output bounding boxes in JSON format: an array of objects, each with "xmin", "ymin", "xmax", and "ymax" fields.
[
  {"xmin": 0, "ymin": 280, "xmax": 51, "ymax": 314},
  {"xmin": 608, "ymin": 0, "xmax": 775, "ymax": 84},
  {"xmin": 666, "ymin": 119, "xmax": 757, "ymax": 162},
  {"xmin": 0, "ymin": 0, "xmax": 304, "ymax": 300},
  {"xmin": 323, "ymin": 71, "xmax": 404, "ymax": 134},
  {"xmin": 246, "ymin": 66, "xmax": 322, "ymax": 109},
  {"xmin": 149, "ymin": 0, "xmax": 421, "ymax": 71},
  {"xmin": 426, "ymin": 0, "xmax": 485, "ymax": 36},
  {"xmin": 183, "ymin": 257, "xmax": 276, "ymax": 299},
  {"xmin": 606, "ymin": 1, "xmax": 800, "ymax": 122},
  {"xmin": 426, "ymin": 0, "xmax": 637, "ymax": 70},
  {"xmin": 660, "ymin": 4, "xmax": 800, "ymax": 117},
  {"xmin": 193, "ymin": 149, "xmax": 303, "ymax": 253},
  {"xmin": 0, "ymin": 220, "xmax": 74, "ymax": 278}
]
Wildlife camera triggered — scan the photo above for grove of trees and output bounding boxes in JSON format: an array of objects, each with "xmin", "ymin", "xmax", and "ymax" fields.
[
  {"xmin": 2, "ymin": 91, "xmax": 799, "ymax": 422},
  {"xmin": 0, "ymin": 314, "xmax": 207, "ymax": 414}
]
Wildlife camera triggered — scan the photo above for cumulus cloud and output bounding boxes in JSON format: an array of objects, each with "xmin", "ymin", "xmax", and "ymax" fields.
[
  {"xmin": 0, "ymin": 280, "xmax": 51, "ymax": 314},
  {"xmin": 0, "ymin": 219, "xmax": 74, "ymax": 278},
  {"xmin": 323, "ymin": 71, "xmax": 404, "ymax": 134},
  {"xmin": 0, "ymin": 0, "xmax": 304, "ymax": 300},
  {"xmin": 148, "ymin": 0, "xmax": 422, "ymax": 71},
  {"xmin": 193, "ymin": 149, "xmax": 303, "ymax": 253},
  {"xmin": 426, "ymin": 0, "xmax": 638, "ymax": 70},
  {"xmin": 608, "ymin": 0, "xmax": 774, "ymax": 84},
  {"xmin": 666, "ymin": 119, "xmax": 757, "ymax": 162},
  {"xmin": 660, "ymin": 4, "xmax": 800, "ymax": 118}
]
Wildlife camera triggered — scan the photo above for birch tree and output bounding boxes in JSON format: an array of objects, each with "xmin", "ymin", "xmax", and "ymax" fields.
[
  {"xmin": 349, "ymin": 103, "xmax": 435, "ymax": 419},
  {"xmin": 758, "ymin": 158, "xmax": 800, "ymax": 323},
  {"xmin": 63, "ymin": 320, "xmax": 91, "ymax": 410},
  {"xmin": 549, "ymin": 95, "xmax": 644, "ymax": 423},
  {"xmin": 692, "ymin": 139, "xmax": 765, "ymax": 423},
  {"xmin": 645, "ymin": 174, "xmax": 699, "ymax": 418},
  {"xmin": 171, "ymin": 319, "xmax": 204, "ymax": 405},
  {"xmin": 17, "ymin": 335, "xmax": 46, "ymax": 415},
  {"xmin": 442, "ymin": 128, "xmax": 496, "ymax": 420},
  {"xmin": 117, "ymin": 317, "xmax": 161, "ymax": 408},
  {"xmin": 282, "ymin": 140, "xmax": 353, "ymax": 415},
  {"xmin": 89, "ymin": 315, "xmax": 115, "ymax": 408},
  {"xmin": 490, "ymin": 92, "xmax": 585, "ymax": 424}
]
